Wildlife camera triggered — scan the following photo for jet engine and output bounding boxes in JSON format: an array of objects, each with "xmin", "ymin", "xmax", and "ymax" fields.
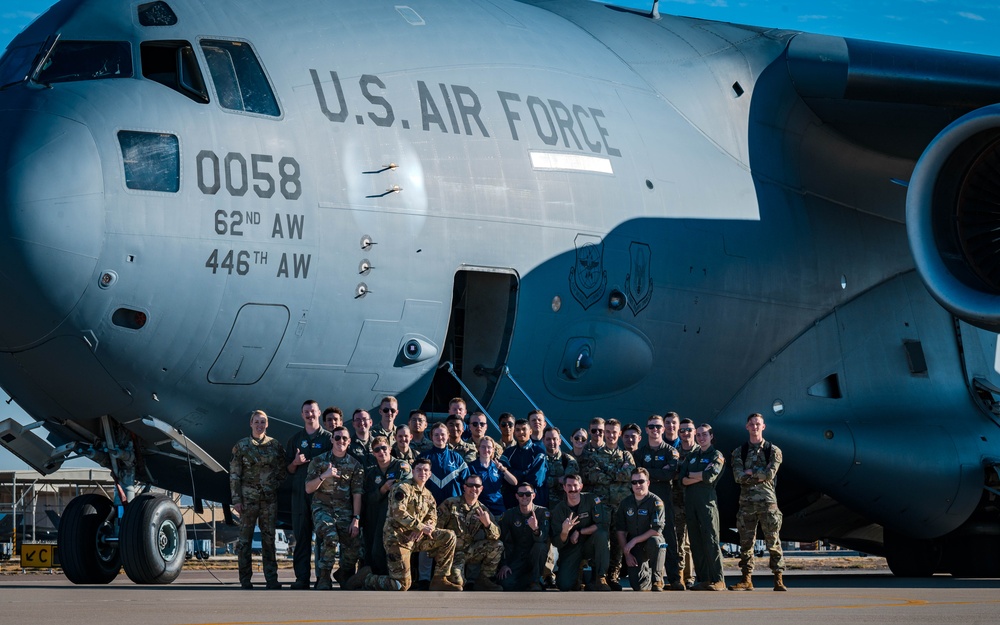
[{"xmin": 907, "ymin": 104, "xmax": 1000, "ymax": 332}]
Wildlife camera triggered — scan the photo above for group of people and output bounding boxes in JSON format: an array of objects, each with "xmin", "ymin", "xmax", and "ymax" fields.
[{"xmin": 229, "ymin": 397, "xmax": 786, "ymax": 592}]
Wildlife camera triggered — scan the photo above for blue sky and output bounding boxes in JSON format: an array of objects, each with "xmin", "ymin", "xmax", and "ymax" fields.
[{"xmin": 1, "ymin": 0, "xmax": 998, "ymax": 470}]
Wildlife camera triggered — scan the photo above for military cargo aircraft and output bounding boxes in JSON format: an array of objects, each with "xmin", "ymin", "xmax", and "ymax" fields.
[{"xmin": 1, "ymin": 0, "xmax": 999, "ymax": 584}]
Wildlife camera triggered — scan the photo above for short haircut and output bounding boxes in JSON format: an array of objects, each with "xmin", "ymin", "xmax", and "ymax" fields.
[
  {"xmin": 528, "ymin": 409, "xmax": 545, "ymax": 419},
  {"xmin": 746, "ymin": 412, "xmax": 764, "ymax": 423},
  {"xmin": 380, "ymin": 396, "xmax": 398, "ymax": 406},
  {"xmin": 543, "ymin": 425, "xmax": 561, "ymax": 436},
  {"xmin": 430, "ymin": 422, "xmax": 448, "ymax": 434},
  {"xmin": 394, "ymin": 424, "xmax": 411, "ymax": 435},
  {"xmin": 409, "ymin": 410, "xmax": 426, "ymax": 419},
  {"xmin": 589, "ymin": 417, "xmax": 605, "ymax": 427},
  {"xmin": 647, "ymin": 414, "xmax": 664, "ymax": 424},
  {"xmin": 445, "ymin": 413, "xmax": 464, "ymax": 424},
  {"xmin": 302, "ymin": 399, "xmax": 319, "ymax": 409},
  {"xmin": 623, "ymin": 423, "xmax": 642, "ymax": 434},
  {"xmin": 664, "ymin": 411, "xmax": 681, "ymax": 421},
  {"xmin": 331, "ymin": 425, "xmax": 349, "ymax": 436},
  {"xmin": 371, "ymin": 435, "xmax": 389, "ymax": 447},
  {"xmin": 632, "ymin": 467, "xmax": 651, "ymax": 480},
  {"xmin": 449, "ymin": 397, "xmax": 466, "ymax": 407},
  {"xmin": 499, "ymin": 412, "xmax": 515, "ymax": 424},
  {"xmin": 514, "ymin": 418, "xmax": 529, "ymax": 427},
  {"xmin": 679, "ymin": 418, "xmax": 695, "ymax": 426},
  {"xmin": 413, "ymin": 457, "xmax": 431, "ymax": 468},
  {"xmin": 517, "ymin": 482, "xmax": 535, "ymax": 493},
  {"xmin": 323, "ymin": 406, "xmax": 343, "ymax": 418},
  {"xmin": 352, "ymin": 409, "xmax": 369, "ymax": 420},
  {"xmin": 563, "ymin": 472, "xmax": 583, "ymax": 483},
  {"xmin": 605, "ymin": 418, "xmax": 621, "ymax": 429}
]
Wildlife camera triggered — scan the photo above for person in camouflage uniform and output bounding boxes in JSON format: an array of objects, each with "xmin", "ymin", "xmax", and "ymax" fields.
[
  {"xmin": 437, "ymin": 475, "xmax": 504, "ymax": 590},
  {"xmin": 580, "ymin": 417, "xmax": 635, "ymax": 590},
  {"xmin": 447, "ymin": 414, "xmax": 478, "ymax": 462},
  {"xmin": 346, "ymin": 457, "xmax": 462, "ymax": 591},
  {"xmin": 729, "ymin": 412, "xmax": 786, "ymax": 591},
  {"xmin": 674, "ymin": 418, "xmax": 698, "ymax": 587},
  {"xmin": 497, "ymin": 482, "xmax": 550, "ymax": 591},
  {"xmin": 362, "ymin": 436, "xmax": 411, "ymax": 575},
  {"xmin": 305, "ymin": 425, "xmax": 365, "ymax": 589},
  {"xmin": 543, "ymin": 426, "xmax": 579, "ymax": 506},
  {"xmin": 391, "ymin": 425, "xmax": 417, "ymax": 465},
  {"xmin": 680, "ymin": 424, "xmax": 726, "ymax": 591},
  {"xmin": 230, "ymin": 410, "xmax": 286, "ymax": 590}
]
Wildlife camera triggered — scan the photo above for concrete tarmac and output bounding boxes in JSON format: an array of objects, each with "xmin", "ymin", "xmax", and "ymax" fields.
[{"xmin": 2, "ymin": 570, "xmax": 998, "ymax": 625}]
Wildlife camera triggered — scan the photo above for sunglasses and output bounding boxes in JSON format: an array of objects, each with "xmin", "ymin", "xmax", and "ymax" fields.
[
  {"xmin": 572, "ymin": 436, "xmax": 587, "ymax": 441},
  {"xmin": 465, "ymin": 483, "xmax": 483, "ymax": 489},
  {"xmin": 679, "ymin": 428, "xmax": 694, "ymax": 432},
  {"xmin": 372, "ymin": 446, "xmax": 388, "ymax": 453},
  {"xmin": 500, "ymin": 422, "xmax": 514, "ymax": 428},
  {"xmin": 381, "ymin": 407, "xmax": 397, "ymax": 413},
  {"xmin": 631, "ymin": 479, "xmax": 647, "ymax": 485},
  {"xmin": 590, "ymin": 428, "xmax": 603, "ymax": 434},
  {"xmin": 646, "ymin": 424, "xmax": 663, "ymax": 430},
  {"xmin": 470, "ymin": 422, "xmax": 487, "ymax": 427},
  {"xmin": 516, "ymin": 491, "xmax": 534, "ymax": 497},
  {"xmin": 333, "ymin": 435, "xmax": 350, "ymax": 442}
]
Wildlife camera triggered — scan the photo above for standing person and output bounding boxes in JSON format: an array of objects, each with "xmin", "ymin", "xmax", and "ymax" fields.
[
  {"xmin": 230, "ymin": 410, "xmax": 285, "ymax": 590},
  {"xmin": 424, "ymin": 422, "xmax": 470, "ymax": 504},
  {"xmin": 322, "ymin": 406, "xmax": 343, "ymax": 431},
  {"xmin": 285, "ymin": 400, "xmax": 333, "ymax": 589},
  {"xmin": 634, "ymin": 414, "xmax": 682, "ymax": 590},
  {"xmin": 615, "ymin": 468, "xmax": 668, "ymax": 592},
  {"xmin": 467, "ymin": 412, "xmax": 504, "ymax": 461},
  {"xmin": 569, "ymin": 427, "xmax": 589, "ymax": 463},
  {"xmin": 581, "ymin": 417, "xmax": 635, "ymax": 591},
  {"xmin": 622, "ymin": 423, "xmax": 642, "ymax": 455},
  {"xmin": 449, "ymin": 397, "xmax": 469, "ymax": 440},
  {"xmin": 346, "ymin": 458, "xmax": 462, "ymax": 591},
  {"xmin": 305, "ymin": 425, "xmax": 365, "ymax": 589},
  {"xmin": 446, "ymin": 413, "xmax": 478, "ymax": 462},
  {"xmin": 408, "ymin": 410, "xmax": 433, "ymax": 454},
  {"xmin": 663, "ymin": 411, "xmax": 682, "ymax": 448},
  {"xmin": 361, "ymin": 436, "xmax": 410, "ymax": 575},
  {"xmin": 467, "ymin": 435, "xmax": 516, "ymax": 516},
  {"xmin": 501, "ymin": 419, "xmax": 548, "ymax": 508},
  {"xmin": 391, "ymin": 424, "xmax": 417, "ymax": 464},
  {"xmin": 680, "ymin": 424, "xmax": 726, "ymax": 591},
  {"xmin": 437, "ymin": 475, "xmax": 504, "ymax": 590},
  {"xmin": 527, "ymin": 409, "xmax": 547, "ymax": 448},
  {"xmin": 604, "ymin": 418, "xmax": 624, "ymax": 450},
  {"xmin": 348, "ymin": 409, "xmax": 374, "ymax": 464},
  {"xmin": 543, "ymin": 426, "xmax": 578, "ymax": 506},
  {"xmin": 497, "ymin": 412, "xmax": 517, "ymax": 448},
  {"xmin": 550, "ymin": 473, "xmax": 611, "ymax": 591},
  {"xmin": 497, "ymin": 483, "xmax": 550, "ymax": 592},
  {"xmin": 372, "ymin": 396, "xmax": 399, "ymax": 441},
  {"xmin": 729, "ymin": 412, "xmax": 787, "ymax": 591},
  {"xmin": 674, "ymin": 418, "xmax": 698, "ymax": 588}
]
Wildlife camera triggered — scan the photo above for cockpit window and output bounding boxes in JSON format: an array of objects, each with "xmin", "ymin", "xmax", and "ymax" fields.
[
  {"xmin": 141, "ymin": 41, "xmax": 208, "ymax": 103},
  {"xmin": 138, "ymin": 1, "xmax": 179, "ymax": 26},
  {"xmin": 0, "ymin": 42, "xmax": 42, "ymax": 88},
  {"xmin": 200, "ymin": 40, "xmax": 279, "ymax": 117},
  {"xmin": 35, "ymin": 40, "xmax": 132, "ymax": 84}
]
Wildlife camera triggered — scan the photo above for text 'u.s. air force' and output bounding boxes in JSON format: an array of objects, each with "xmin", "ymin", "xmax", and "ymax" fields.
[{"xmin": 310, "ymin": 70, "xmax": 622, "ymax": 158}]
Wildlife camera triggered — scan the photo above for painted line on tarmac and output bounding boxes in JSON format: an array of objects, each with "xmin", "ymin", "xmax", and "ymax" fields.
[{"xmin": 183, "ymin": 596, "xmax": 1000, "ymax": 625}]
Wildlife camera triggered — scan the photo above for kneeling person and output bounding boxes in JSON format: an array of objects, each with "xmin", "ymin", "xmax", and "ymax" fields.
[
  {"xmin": 347, "ymin": 457, "xmax": 462, "ymax": 591},
  {"xmin": 305, "ymin": 426, "xmax": 365, "ymax": 589},
  {"xmin": 550, "ymin": 473, "xmax": 611, "ymax": 591},
  {"xmin": 616, "ymin": 468, "xmax": 673, "ymax": 591},
  {"xmin": 437, "ymin": 476, "xmax": 504, "ymax": 590},
  {"xmin": 497, "ymin": 483, "xmax": 550, "ymax": 591}
]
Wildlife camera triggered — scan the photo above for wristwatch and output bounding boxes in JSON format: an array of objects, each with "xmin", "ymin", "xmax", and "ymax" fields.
[{"xmin": 352, "ymin": 514, "xmax": 360, "ymax": 520}]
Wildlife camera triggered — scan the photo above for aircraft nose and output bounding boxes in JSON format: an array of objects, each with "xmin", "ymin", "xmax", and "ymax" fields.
[{"xmin": 0, "ymin": 110, "xmax": 104, "ymax": 350}]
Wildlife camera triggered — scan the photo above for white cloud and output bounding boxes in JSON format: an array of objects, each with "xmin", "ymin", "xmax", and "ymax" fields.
[
  {"xmin": 797, "ymin": 14, "xmax": 829, "ymax": 22},
  {"xmin": 958, "ymin": 11, "xmax": 986, "ymax": 21}
]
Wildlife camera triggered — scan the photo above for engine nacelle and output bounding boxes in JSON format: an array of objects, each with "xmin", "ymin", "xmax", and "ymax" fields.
[{"xmin": 907, "ymin": 104, "xmax": 1000, "ymax": 332}]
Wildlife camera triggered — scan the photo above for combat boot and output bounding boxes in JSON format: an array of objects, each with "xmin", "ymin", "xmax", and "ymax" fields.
[
  {"xmin": 585, "ymin": 576, "xmax": 612, "ymax": 591},
  {"xmin": 773, "ymin": 571, "xmax": 788, "ymax": 591},
  {"xmin": 475, "ymin": 573, "xmax": 503, "ymax": 592},
  {"xmin": 315, "ymin": 569, "xmax": 333, "ymax": 590},
  {"xmin": 344, "ymin": 566, "xmax": 371, "ymax": 590},
  {"xmin": 429, "ymin": 575, "xmax": 463, "ymax": 591},
  {"xmin": 728, "ymin": 573, "xmax": 754, "ymax": 591},
  {"xmin": 606, "ymin": 576, "xmax": 623, "ymax": 591}
]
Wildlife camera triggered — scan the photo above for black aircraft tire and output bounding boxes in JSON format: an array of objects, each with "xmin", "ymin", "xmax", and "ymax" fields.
[
  {"xmin": 884, "ymin": 530, "xmax": 941, "ymax": 577},
  {"xmin": 57, "ymin": 493, "xmax": 121, "ymax": 584},
  {"xmin": 120, "ymin": 494, "xmax": 186, "ymax": 584}
]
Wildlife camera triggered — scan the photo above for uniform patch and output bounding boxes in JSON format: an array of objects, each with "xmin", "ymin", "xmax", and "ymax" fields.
[
  {"xmin": 644, "ymin": 455, "xmax": 652, "ymax": 463},
  {"xmin": 514, "ymin": 520, "xmax": 522, "ymax": 528},
  {"xmin": 626, "ymin": 508, "xmax": 635, "ymax": 517},
  {"xmin": 544, "ymin": 511, "xmax": 550, "ymax": 518},
  {"xmin": 594, "ymin": 496, "xmax": 601, "ymax": 504},
  {"xmin": 638, "ymin": 509, "xmax": 648, "ymax": 515},
  {"xmin": 375, "ymin": 476, "xmax": 383, "ymax": 484}
]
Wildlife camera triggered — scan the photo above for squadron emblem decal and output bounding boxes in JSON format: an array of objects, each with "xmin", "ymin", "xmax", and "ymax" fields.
[
  {"xmin": 626, "ymin": 241, "xmax": 652, "ymax": 315},
  {"xmin": 569, "ymin": 234, "xmax": 607, "ymax": 310}
]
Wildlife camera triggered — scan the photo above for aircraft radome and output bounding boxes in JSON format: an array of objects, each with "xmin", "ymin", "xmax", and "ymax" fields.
[{"xmin": 1, "ymin": 0, "xmax": 999, "ymax": 584}]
